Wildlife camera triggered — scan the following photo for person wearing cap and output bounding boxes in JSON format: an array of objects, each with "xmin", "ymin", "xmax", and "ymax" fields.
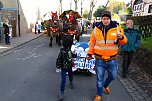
[{"xmin": 86, "ymin": 11, "xmax": 127, "ymax": 101}]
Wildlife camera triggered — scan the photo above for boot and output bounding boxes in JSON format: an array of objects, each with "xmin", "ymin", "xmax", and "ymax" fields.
[
  {"xmin": 70, "ymin": 82, "xmax": 74, "ymax": 89},
  {"xmin": 104, "ymin": 86, "xmax": 110, "ymax": 94},
  {"xmin": 94, "ymin": 95, "xmax": 102, "ymax": 101}
]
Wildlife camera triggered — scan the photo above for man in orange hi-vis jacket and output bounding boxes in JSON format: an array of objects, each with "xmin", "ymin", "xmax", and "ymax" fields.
[{"xmin": 86, "ymin": 11, "xmax": 127, "ymax": 101}]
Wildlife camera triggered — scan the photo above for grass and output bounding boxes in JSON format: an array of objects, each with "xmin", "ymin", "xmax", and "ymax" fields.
[{"xmin": 141, "ymin": 36, "xmax": 152, "ymax": 52}]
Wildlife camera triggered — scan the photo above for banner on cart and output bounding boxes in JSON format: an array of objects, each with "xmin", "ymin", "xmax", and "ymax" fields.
[
  {"xmin": 74, "ymin": 58, "xmax": 95, "ymax": 69},
  {"xmin": 71, "ymin": 42, "xmax": 95, "ymax": 69}
]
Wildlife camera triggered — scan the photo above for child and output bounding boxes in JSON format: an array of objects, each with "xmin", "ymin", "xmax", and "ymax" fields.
[
  {"xmin": 38, "ymin": 25, "xmax": 41, "ymax": 33},
  {"xmin": 56, "ymin": 35, "xmax": 76, "ymax": 100}
]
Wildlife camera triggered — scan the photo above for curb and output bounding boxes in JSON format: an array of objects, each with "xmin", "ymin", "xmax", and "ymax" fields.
[{"xmin": 0, "ymin": 33, "xmax": 45, "ymax": 55}]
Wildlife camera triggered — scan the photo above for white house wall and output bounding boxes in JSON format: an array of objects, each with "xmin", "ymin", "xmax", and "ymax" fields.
[{"xmin": 19, "ymin": 0, "xmax": 38, "ymax": 33}]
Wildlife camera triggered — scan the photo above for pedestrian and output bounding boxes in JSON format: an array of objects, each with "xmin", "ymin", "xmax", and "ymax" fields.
[
  {"xmin": 37, "ymin": 25, "xmax": 41, "ymax": 34},
  {"xmin": 35, "ymin": 23, "xmax": 37, "ymax": 34},
  {"xmin": 121, "ymin": 19, "xmax": 141, "ymax": 78},
  {"xmin": 56, "ymin": 35, "xmax": 76, "ymax": 100},
  {"xmin": 3, "ymin": 22, "xmax": 11, "ymax": 45},
  {"xmin": 86, "ymin": 10, "xmax": 128, "ymax": 101},
  {"xmin": 63, "ymin": 21, "xmax": 68, "ymax": 33}
]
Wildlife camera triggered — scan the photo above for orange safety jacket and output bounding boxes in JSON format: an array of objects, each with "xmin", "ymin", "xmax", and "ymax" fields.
[{"xmin": 88, "ymin": 26, "xmax": 127, "ymax": 60}]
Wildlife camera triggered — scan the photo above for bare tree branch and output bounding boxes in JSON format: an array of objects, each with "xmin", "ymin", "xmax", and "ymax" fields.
[{"xmin": 88, "ymin": 0, "xmax": 97, "ymax": 20}]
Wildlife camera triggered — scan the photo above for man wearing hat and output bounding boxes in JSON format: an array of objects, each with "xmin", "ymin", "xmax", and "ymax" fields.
[{"xmin": 86, "ymin": 11, "xmax": 127, "ymax": 101}]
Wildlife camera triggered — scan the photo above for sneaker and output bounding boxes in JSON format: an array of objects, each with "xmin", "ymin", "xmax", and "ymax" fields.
[
  {"xmin": 70, "ymin": 83, "xmax": 74, "ymax": 89},
  {"xmin": 59, "ymin": 92, "xmax": 64, "ymax": 100},
  {"xmin": 104, "ymin": 87, "xmax": 110, "ymax": 94},
  {"xmin": 94, "ymin": 95, "xmax": 102, "ymax": 101}
]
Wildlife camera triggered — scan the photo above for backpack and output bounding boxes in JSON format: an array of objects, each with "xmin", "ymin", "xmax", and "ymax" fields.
[{"xmin": 56, "ymin": 48, "xmax": 73, "ymax": 69}]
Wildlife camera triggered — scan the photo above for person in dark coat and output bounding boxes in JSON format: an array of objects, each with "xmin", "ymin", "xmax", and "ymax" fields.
[{"xmin": 3, "ymin": 22, "xmax": 10, "ymax": 45}]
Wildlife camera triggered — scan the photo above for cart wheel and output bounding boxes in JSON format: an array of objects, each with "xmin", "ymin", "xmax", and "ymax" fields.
[{"xmin": 87, "ymin": 71, "xmax": 92, "ymax": 76}]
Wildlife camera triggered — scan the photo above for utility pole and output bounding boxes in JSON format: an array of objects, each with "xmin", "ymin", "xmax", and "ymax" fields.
[
  {"xmin": 17, "ymin": 0, "xmax": 20, "ymax": 37},
  {"xmin": 0, "ymin": 1, "xmax": 2, "ymax": 42}
]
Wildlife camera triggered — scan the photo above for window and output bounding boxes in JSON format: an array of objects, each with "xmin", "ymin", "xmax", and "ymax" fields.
[
  {"xmin": 139, "ymin": 4, "xmax": 142, "ymax": 11},
  {"xmin": 148, "ymin": 5, "xmax": 152, "ymax": 13},
  {"xmin": 134, "ymin": 5, "xmax": 137, "ymax": 11}
]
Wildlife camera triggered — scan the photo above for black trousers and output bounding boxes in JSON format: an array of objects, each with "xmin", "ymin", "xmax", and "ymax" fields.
[{"xmin": 122, "ymin": 51, "xmax": 134, "ymax": 76}]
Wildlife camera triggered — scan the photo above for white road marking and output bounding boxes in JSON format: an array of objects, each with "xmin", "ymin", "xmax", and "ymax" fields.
[{"xmin": 16, "ymin": 44, "xmax": 46, "ymax": 61}]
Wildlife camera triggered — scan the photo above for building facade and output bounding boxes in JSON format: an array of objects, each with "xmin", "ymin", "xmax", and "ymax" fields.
[
  {"xmin": 0, "ymin": 0, "xmax": 39, "ymax": 39},
  {"xmin": 133, "ymin": 0, "xmax": 152, "ymax": 16},
  {"xmin": 0, "ymin": 0, "xmax": 18, "ymax": 39}
]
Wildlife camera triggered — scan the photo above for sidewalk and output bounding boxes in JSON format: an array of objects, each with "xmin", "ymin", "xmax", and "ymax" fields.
[{"xmin": 0, "ymin": 32, "xmax": 44, "ymax": 55}]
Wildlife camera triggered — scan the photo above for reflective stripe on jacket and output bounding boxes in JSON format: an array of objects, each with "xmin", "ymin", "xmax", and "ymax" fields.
[{"xmin": 88, "ymin": 26, "xmax": 127, "ymax": 60}]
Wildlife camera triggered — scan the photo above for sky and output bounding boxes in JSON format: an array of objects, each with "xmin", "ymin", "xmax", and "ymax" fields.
[{"xmin": 37, "ymin": 0, "xmax": 132, "ymax": 17}]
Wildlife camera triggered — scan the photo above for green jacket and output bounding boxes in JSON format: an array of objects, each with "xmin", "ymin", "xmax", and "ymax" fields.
[{"xmin": 121, "ymin": 28, "xmax": 141, "ymax": 52}]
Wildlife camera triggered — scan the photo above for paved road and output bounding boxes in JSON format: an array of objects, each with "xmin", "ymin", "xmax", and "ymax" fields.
[{"xmin": 0, "ymin": 34, "xmax": 133, "ymax": 101}]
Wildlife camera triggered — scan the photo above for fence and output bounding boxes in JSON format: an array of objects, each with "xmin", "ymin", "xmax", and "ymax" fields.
[{"xmin": 128, "ymin": 15, "xmax": 152, "ymax": 38}]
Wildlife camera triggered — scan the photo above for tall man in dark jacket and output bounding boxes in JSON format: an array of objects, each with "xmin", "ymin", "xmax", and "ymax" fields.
[
  {"xmin": 121, "ymin": 19, "xmax": 141, "ymax": 78},
  {"xmin": 3, "ymin": 22, "xmax": 10, "ymax": 45}
]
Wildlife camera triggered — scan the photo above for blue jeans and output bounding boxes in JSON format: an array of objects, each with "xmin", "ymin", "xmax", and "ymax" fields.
[
  {"xmin": 95, "ymin": 59, "xmax": 118, "ymax": 96},
  {"xmin": 5, "ymin": 34, "xmax": 10, "ymax": 44},
  {"xmin": 60, "ymin": 68, "xmax": 73, "ymax": 93}
]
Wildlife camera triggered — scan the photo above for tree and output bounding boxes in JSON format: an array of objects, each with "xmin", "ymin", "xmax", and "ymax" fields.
[
  {"xmin": 80, "ymin": 0, "xmax": 84, "ymax": 16},
  {"xmin": 113, "ymin": 5, "xmax": 123, "ymax": 14},
  {"xmin": 107, "ymin": 1, "xmax": 126, "ymax": 14},
  {"xmin": 74, "ymin": 0, "xmax": 79, "ymax": 11},
  {"xmin": 93, "ymin": 5, "xmax": 107, "ymax": 17},
  {"xmin": 126, "ymin": 7, "xmax": 133, "ymax": 14},
  {"xmin": 88, "ymin": 0, "xmax": 97, "ymax": 20},
  {"xmin": 83, "ymin": 9, "xmax": 89, "ymax": 19}
]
